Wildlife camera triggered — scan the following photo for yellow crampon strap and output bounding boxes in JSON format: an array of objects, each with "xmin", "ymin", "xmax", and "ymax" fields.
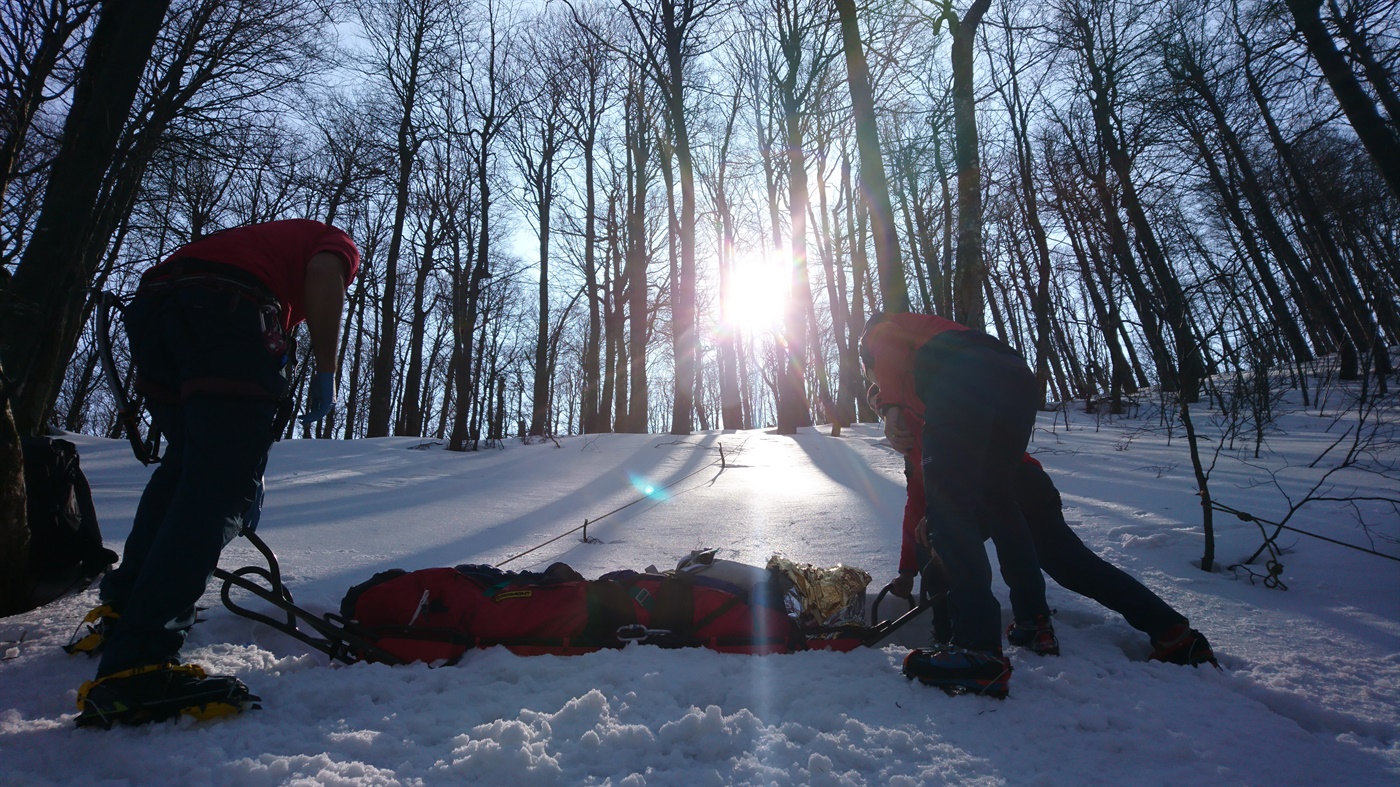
[
  {"xmin": 180, "ymin": 700, "xmax": 244, "ymax": 721},
  {"xmin": 76, "ymin": 663, "xmax": 207, "ymax": 710},
  {"xmin": 64, "ymin": 605, "xmax": 119, "ymax": 656},
  {"xmin": 79, "ymin": 605, "xmax": 116, "ymax": 626}
]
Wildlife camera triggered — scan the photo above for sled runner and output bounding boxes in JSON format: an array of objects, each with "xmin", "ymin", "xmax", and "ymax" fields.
[{"xmin": 215, "ymin": 537, "xmax": 935, "ymax": 666}]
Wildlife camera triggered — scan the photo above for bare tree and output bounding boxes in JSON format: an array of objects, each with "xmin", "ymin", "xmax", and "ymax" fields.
[
  {"xmin": 833, "ymin": 0, "xmax": 908, "ymax": 314},
  {"xmin": 0, "ymin": 0, "xmax": 96, "ymax": 202},
  {"xmin": 619, "ymin": 0, "xmax": 727, "ymax": 435},
  {"xmin": 985, "ymin": 5, "xmax": 1056, "ymax": 404},
  {"xmin": 926, "ymin": 0, "xmax": 994, "ymax": 328},
  {"xmin": 622, "ymin": 56, "xmax": 656, "ymax": 433},
  {"xmin": 769, "ymin": 0, "xmax": 840, "ymax": 433},
  {"xmin": 559, "ymin": 10, "xmax": 619, "ymax": 433},
  {"xmin": 0, "ymin": 0, "xmax": 170, "ymax": 436},
  {"xmin": 448, "ymin": 0, "xmax": 521, "ymax": 452},
  {"xmin": 1283, "ymin": 0, "xmax": 1400, "ymax": 200},
  {"xmin": 358, "ymin": 0, "xmax": 452, "ymax": 437},
  {"xmin": 509, "ymin": 16, "xmax": 571, "ymax": 437}
]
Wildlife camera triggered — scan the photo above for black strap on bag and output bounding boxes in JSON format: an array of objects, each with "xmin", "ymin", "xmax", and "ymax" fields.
[{"xmin": 94, "ymin": 291, "xmax": 161, "ymax": 465}]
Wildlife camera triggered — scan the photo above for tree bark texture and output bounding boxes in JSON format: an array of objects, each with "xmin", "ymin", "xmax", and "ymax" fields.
[{"xmin": 0, "ymin": 0, "xmax": 171, "ymax": 436}]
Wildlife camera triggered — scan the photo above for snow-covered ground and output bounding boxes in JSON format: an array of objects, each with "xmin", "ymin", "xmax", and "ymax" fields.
[{"xmin": 2, "ymin": 384, "xmax": 1398, "ymax": 785}]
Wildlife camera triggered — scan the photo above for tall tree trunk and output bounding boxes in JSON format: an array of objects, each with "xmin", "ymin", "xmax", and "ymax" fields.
[
  {"xmin": 601, "ymin": 228, "xmax": 618, "ymax": 432},
  {"xmin": 997, "ymin": 16, "xmax": 1055, "ymax": 405},
  {"xmin": 1285, "ymin": 0, "xmax": 1400, "ymax": 200},
  {"xmin": 846, "ymin": 168, "xmax": 877, "ymax": 421},
  {"xmin": 664, "ymin": 3, "xmax": 698, "ymax": 436},
  {"xmin": 582, "ymin": 151, "xmax": 603, "ymax": 433},
  {"xmin": 398, "ymin": 225, "xmax": 438, "ymax": 437},
  {"xmin": 833, "ymin": 0, "xmax": 908, "ymax": 313},
  {"xmin": 366, "ymin": 17, "xmax": 429, "ymax": 438},
  {"xmin": 895, "ymin": 156, "xmax": 932, "ymax": 312},
  {"xmin": 451, "ymin": 145, "xmax": 494, "ymax": 452},
  {"xmin": 949, "ymin": 0, "xmax": 992, "ymax": 329},
  {"xmin": 583, "ymin": 110, "xmax": 607, "ymax": 433},
  {"xmin": 624, "ymin": 77, "xmax": 650, "ymax": 433},
  {"xmin": 529, "ymin": 163, "xmax": 553, "ymax": 436},
  {"xmin": 814, "ymin": 148, "xmax": 856, "ymax": 426},
  {"xmin": 776, "ymin": 66, "xmax": 812, "ymax": 435},
  {"xmin": 0, "ymin": 362, "xmax": 29, "ymax": 615},
  {"xmin": 714, "ymin": 90, "xmax": 745, "ymax": 430},
  {"xmin": 0, "ymin": 0, "xmax": 171, "ymax": 436}
]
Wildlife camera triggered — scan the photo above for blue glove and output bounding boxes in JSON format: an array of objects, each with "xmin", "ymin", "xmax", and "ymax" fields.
[{"xmin": 299, "ymin": 372, "xmax": 337, "ymax": 425}]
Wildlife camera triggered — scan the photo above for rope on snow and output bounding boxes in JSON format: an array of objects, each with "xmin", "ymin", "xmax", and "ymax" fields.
[
  {"xmin": 495, "ymin": 442, "xmax": 732, "ymax": 569},
  {"xmin": 1212, "ymin": 499, "xmax": 1400, "ymax": 591}
]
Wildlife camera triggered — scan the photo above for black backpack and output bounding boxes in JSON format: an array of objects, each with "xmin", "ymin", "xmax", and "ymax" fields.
[{"xmin": 20, "ymin": 436, "xmax": 117, "ymax": 608}]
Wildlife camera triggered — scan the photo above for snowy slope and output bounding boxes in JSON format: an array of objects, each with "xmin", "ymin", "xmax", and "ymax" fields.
[{"xmin": 2, "ymin": 391, "xmax": 1397, "ymax": 786}]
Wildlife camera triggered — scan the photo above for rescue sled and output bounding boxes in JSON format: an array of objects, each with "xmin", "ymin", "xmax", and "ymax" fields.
[{"xmin": 215, "ymin": 535, "xmax": 934, "ymax": 666}]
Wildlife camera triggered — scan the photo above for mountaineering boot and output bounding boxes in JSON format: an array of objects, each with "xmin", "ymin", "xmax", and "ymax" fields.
[
  {"xmin": 1006, "ymin": 615, "xmax": 1059, "ymax": 657},
  {"xmin": 1150, "ymin": 624, "xmax": 1219, "ymax": 669},
  {"xmin": 76, "ymin": 663, "xmax": 260, "ymax": 729},
  {"xmin": 903, "ymin": 646, "xmax": 1012, "ymax": 699},
  {"xmin": 63, "ymin": 604, "xmax": 120, "ymax": 656}
]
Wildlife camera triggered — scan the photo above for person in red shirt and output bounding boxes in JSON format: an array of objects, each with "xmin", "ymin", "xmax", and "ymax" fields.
[
  {"xmin": 873, "ymin": 384, "xmax": 1216, "ymax": 667},
  {"xmin": 859, "ymin": 311, "xmax": 1042, "ymax": 697},
  {"xmin": 75, "ymin": 220, "xmax": 359, "ymax": 727}
]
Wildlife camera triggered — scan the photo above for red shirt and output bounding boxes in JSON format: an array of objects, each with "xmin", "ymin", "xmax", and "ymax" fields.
[
  {"xmin": 861, "ymin": 313, "xmax": 970, "ymax": 422},
  {"xmin": 150, "ymin": 219, "xmax": 359, "ymax": 331}
]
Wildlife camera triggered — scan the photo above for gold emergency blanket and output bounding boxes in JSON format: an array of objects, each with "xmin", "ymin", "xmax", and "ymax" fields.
[{"xmin": 767, "ymin": 556, "xmax": 872, "ymax": 629}]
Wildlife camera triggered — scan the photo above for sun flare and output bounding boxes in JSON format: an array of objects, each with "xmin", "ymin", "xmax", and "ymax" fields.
[{"xmin": 722, "ymin": 250, "xmax": 791, "ymax": 334}]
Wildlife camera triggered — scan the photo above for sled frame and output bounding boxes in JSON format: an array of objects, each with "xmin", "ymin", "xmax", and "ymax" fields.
[
  {"xmin": 216, "ymin": 540, "xmax": 938, "ymax": 663},
  {"xmin": 214, "ymin": 531, "xmax": 404, "ymax": 666}
]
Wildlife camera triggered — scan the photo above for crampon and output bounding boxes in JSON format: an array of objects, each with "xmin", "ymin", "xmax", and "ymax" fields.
[
  {"xmin": 63, "ymin": 604, "xmax": 119, "ymax": 656},
  {"xmin": 76, "ymin": 663, "xmax": 260, "ymax": 729},
  {"xmin": 902, "ymin": 646, "xmax": 1012, "ymax": 699}
]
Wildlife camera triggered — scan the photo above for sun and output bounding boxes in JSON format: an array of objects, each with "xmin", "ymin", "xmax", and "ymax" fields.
[{"xmin": 721, "ymin": 249, "xmax": 792, "ymax": 334}]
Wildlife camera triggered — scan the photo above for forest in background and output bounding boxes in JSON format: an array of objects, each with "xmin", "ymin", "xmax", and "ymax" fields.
[{"xmin": 1, "ymin": 0, "xmax": 1397, "ymax": 452}]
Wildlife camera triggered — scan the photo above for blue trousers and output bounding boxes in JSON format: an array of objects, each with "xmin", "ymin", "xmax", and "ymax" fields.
[
  {"xmin": 915, "ymin": 332, "xmax": 1044, "ymax": 653},
  {"xmin": 922, "ymin": 462, "xmax": 1188, "ymax": 642},
  {"xmin": 98, "ymin": 283, "xmax": 283, "ymax": 676},
  {"xmin": 1015, "ymin": 461, "xmax": 1186, "ymax": 639}
]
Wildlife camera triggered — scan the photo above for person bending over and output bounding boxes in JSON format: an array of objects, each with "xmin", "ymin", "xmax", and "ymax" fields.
[
  {"xmin": 873, "ymin": 384, "xmax": 1217, "ymax": 668},
  {"xmin": 74, "ymin": 219, "xmax": 358, "ymax": 728}
]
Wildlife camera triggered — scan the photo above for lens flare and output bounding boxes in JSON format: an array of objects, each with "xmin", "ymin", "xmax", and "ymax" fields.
[{"xmin": 629, "ymin": 474, "xmax": 668, "ymax": 500}]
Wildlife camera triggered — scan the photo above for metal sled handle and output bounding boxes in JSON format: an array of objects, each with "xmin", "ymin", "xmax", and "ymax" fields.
[
  {"xmin": 869, "ymin": 583, "xmax": 916, "ymax": 626},
  {"xmin": 861, "ymin": 583, "xmax": 933, "ymax": 648},
  {"xmin": 215, "ymin": 532, "xmax": 404, "ymax": 666}
]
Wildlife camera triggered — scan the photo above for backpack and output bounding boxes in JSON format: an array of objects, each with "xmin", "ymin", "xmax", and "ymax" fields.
[{"xmin": 20, "ymin": 437, "xmax": 117, "ymax": 607}]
